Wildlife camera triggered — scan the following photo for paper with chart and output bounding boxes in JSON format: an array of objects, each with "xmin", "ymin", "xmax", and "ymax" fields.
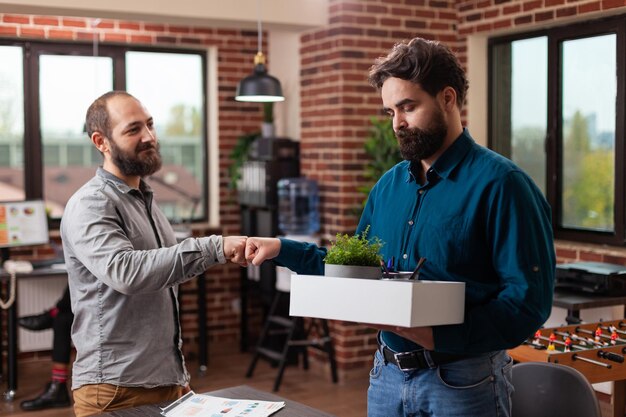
[{"xmin": 161, "ymin": 391, "xmax": 285, "ymax": 417}]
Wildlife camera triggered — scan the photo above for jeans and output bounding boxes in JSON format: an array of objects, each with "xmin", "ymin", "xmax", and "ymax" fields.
[{"xmin": 367, "ymin": 348, "xmax": 513, "ymax": 417}]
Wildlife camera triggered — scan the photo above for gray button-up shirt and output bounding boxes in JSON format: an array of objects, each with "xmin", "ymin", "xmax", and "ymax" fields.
[{"xmin": 61, "ymin": 168, "xmax": 226, "ymax": 390}]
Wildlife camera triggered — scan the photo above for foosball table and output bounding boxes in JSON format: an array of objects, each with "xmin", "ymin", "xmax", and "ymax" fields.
[{"xmin": 509, "ymin": 319, "xmax": 626, "ymax": 417}]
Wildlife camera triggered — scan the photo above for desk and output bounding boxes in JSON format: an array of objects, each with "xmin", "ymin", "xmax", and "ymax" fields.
[
  {"xmin": 0, "ymin": 268, "xmax": 208, "ymax": 399},
  {"xmin": 96, "ymin": 384, "xmax": 336, "ymax": 417},
  {"xmin": 553, "ymin": 289, "xmax": 626, "ymax": 324},
  {"xmin": 0, "ymin": 266, "xmax": 66, "ymax": 400}
]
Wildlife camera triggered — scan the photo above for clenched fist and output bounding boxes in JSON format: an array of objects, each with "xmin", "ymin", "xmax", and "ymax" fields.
[
  {"xmin": 245, "ymin": 237, "xmax": 281, "ymax": 266},
  {"xmin": 223, "ymin": 236, "xmax": 248, "ymax": 266}
]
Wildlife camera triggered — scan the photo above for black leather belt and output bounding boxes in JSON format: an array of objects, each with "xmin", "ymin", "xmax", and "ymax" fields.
[{"xmin": 381, "ymin": 344, "xmax": 468, "ymax": 371}]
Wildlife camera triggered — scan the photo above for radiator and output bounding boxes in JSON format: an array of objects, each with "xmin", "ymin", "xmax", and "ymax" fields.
[{"xmin": 17, "ymin": 276, "xmax": 68, "ymax": 352}]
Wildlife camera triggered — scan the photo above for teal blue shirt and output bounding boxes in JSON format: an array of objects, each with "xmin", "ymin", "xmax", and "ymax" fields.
[{"xmin": 276, "ymin": 129, "xmax": 555, "ymax": 355}]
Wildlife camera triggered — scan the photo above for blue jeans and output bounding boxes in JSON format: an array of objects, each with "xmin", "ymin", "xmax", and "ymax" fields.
[{"xmin": 367, "ymin": 348, "xmax": 513, "ymax": 417}]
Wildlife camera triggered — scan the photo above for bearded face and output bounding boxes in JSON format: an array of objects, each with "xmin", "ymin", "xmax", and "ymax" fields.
[
  {"xmin": 395, "ymin": 105, "xmax": 448, "ymax": 162},
  {"xmin": 108, "ymin": 136, "xmax": 162, "ymax": 177}
]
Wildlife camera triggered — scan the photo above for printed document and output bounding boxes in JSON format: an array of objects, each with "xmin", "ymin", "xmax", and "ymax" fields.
[{"xmin": 161, "ymin": 391, "xmax": 285, "ymax": 417}]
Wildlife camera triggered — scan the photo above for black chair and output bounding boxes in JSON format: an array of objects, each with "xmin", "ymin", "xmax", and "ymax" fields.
[
  {"xmin": 511, "ymin": 361, "xmax": 602, "ymax": 417},
  {"xmin": 245, "ymin": 290, "xmax": 338, "ymax": 391}
]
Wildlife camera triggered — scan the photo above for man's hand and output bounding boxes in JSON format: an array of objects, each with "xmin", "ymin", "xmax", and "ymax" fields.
[
  {"xmin": 245, "ymin": 237, "xmax": 281, "ymax": 266},
  {"xmin": 373, "ymin": 324, "xmax": 434, "ymax": 350},
  {"xmin": 223, "ymin": 236, "xmax": 248, "ymax": 266}
]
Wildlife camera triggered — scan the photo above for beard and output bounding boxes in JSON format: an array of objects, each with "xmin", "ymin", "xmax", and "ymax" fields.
[
  {"xmin": 396, "ymin": 107, "xmax": 448, "ymax": 162},
  {"xmin": 109, "ymin": 138, "xmax": 162, "ymax": 177}
]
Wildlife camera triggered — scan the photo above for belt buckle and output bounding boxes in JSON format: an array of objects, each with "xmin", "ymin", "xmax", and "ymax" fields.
[{"xmin": 393, "ymin": 351, "xmax": 418, "ymax": 371}]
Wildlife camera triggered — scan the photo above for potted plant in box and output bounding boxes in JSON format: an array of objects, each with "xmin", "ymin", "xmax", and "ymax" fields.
[{"xmin": 324, "ymin": 225, "xmax": 384, "ymax": 279}]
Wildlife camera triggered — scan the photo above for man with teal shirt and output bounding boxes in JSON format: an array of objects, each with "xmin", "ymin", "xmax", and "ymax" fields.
[{"xmin": 245, "ymin": 37, "xmax": 555, "ymax": 417}]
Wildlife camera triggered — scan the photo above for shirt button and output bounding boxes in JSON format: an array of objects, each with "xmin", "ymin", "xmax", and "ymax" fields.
[
  {"xmin": 408, "ymin": 220, "xmax": 414, "ymax": 226},
  {"xmin": 403, "ymin": 254, "xmax": 408, "ymax": 260},
  {"xmin": 532, "ymin": 265, "xmax": 540, "ymax": 272},
  {"xmin": 418, "ymin": 189, "xmax": 424, "ymax": 195}
]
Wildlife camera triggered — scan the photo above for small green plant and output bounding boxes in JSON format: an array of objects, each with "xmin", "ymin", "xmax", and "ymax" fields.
[
  {"xmin": 228, "ymin": 130, "xmax": 259, "ymax": 190},
  {"xmin": 324, "ymin": 225, "xmax": 384, "ymax": 267}
]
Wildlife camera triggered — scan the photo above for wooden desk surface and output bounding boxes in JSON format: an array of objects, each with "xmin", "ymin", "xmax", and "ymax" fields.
[{"xmin": 96, "ymin": 385, "xmax": 336, "ymax": 417}]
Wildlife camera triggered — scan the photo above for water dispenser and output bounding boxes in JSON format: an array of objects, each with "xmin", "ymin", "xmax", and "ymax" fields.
[{"xmin": 277, "ymin": 177, "xmax": 320, "ymax": 235}]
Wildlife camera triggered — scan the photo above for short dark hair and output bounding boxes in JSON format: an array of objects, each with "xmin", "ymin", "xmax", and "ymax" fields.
[
  {"xmin": 368, "ymin": 37, "xmax": 469, "ymax": 109},
  {"xmin": 85, "ymin": 90, "xmax": 135, "ymax": 140}
]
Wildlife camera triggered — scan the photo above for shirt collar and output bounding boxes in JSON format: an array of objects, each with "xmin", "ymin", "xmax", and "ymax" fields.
[
  {"xmin": 96, "ymin": 167, "xmax": 153, "ymax": 195},
  {"xmin": 404, "ymin": 128, "xmax": 474, "ymax": 182}
]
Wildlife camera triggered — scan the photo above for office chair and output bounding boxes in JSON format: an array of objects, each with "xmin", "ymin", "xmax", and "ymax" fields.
[{"xmin": 511, "ymin": 361, "xmax": 602, "ymax": 417}]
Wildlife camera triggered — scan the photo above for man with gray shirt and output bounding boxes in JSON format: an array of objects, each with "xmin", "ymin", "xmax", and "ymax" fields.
[{"xmin": 61, "ymin": 91, "xmax": 247, "ymax": 417}]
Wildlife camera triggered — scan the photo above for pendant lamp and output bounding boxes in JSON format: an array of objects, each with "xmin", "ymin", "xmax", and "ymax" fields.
[{"xmin": 235, "ymin": 0, "xmax": 285, "ymax": 102}]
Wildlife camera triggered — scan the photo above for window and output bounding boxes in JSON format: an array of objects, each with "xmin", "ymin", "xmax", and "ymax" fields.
[
  {"xmin": 489, "ymin": 17, "xmax": 625, "ymax": 245},
  {"xmin": 0, "ymin": 41, "xmax": 208, "ymax": 226},
  {"xmin": 126, "ymin": 51, "xmax": 205, "ymax": 223},
  {"xmin": 0, "ymin": 45, "xmax": 25, "ymax": 202}
]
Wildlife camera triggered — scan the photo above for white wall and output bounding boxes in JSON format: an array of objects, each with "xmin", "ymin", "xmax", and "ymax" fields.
[
  {"xmin": 465, "ymin": 35, "xmax": 488, "ymax": 146},
  {"xmin": 0, "ymin": 0, "xmax": 327, "ymax": 30},
  {"xmin": 269, "ymin": 29, "xmax": 300, "ymax": 141}
]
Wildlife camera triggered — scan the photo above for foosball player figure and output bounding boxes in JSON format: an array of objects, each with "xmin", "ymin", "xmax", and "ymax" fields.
[
  {"xmin": 533, "ymin": 330, "xmax": 542, "ymax": 345},
  {"xmin": 611, "ymin": 330, "xmax": 618, "ymax": 345},
  {"xmin": 548, "ymin": 332, "xmax": 556, "ymax": 351},
  {"xmin": 595, "ymin": 326, "xmax": 602, "ymax": 343},
  {"xmin": 564, "ymin": 336, "xmax": 572, "ymax": 352},
  {"xmin": 609, "ymin": 324, "xmax": 618, "ymax": 334}
]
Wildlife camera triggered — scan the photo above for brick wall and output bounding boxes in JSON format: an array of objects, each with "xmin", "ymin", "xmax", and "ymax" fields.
[{"xmin": 298, "ymin": 0, "xmax": 460, "ymax": 375}]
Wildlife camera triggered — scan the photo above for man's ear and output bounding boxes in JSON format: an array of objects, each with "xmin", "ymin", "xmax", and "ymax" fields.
[
  {"xmin": 441, "ymin": 86, "xmax": 458, "ymax": 111},
  {"xmin": 91, "ymin": 132, "xmax": 108, "ymax": 154}
]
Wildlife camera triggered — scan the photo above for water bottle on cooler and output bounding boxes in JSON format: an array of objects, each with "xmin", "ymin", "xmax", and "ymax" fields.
[{"xmin": 277, "ymin": 177, "xmax": 320, "ymax": 235}]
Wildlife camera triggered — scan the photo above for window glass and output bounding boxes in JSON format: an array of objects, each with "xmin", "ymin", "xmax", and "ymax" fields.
[
  {"xmin": 39, "ymin": 54, "xmax": 113, "ymax": 218},
  {"xmin": 511, "ymin": 37, "xmax": 547, "ymax": 194},
  {"xmin": 490, "ymin": 37, "xmax": 547, "ymax": 194},
  {"xmin": 67, "ymin": 144, "xmax": 85, "ymax": 166},
  {"xmin": 560, "ymin": 35, "xmax": 616, "ymax": 231},
  {"xmin": 126, "ymin": 51, "xmax": 205, "ymax": 223},
  {"xmin": 0, "ymin": 46, "xmax": 25, "ymax": 201},
  {"xmin": 1, "ymin": 42, "xmax": 208, "ymax": 227}
]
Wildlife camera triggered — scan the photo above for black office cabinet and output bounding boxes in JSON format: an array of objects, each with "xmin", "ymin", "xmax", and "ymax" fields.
[{"xmin": 239, "ymin": 137, "xmax": 299, "ymax": 352}]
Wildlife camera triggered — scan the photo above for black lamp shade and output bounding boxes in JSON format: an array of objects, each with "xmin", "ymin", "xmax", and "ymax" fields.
[{"xmin": 235, "ymin": 63, "xmax": 285, "ymax": 102}]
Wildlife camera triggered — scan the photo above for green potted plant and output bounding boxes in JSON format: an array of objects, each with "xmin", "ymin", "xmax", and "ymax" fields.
[
  {"xmin": 228, "ymin": 130, "xmax": 259, "ymax": 191},
  {"xmin": 228, "ymin": 103, "xmax": 276, "ymax": 191},
  {"xmin": 354, "ymin": 117, "xmax": 402, "ymax": 216},
  {"xmin": 324, "ymin": 225, "xmax": 384, "ymax": 279}
]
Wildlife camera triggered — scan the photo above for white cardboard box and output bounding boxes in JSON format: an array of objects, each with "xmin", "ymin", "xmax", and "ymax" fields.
[{"xmin": 289, "ymin": 274, "xmax": 465, "ymax": 327}]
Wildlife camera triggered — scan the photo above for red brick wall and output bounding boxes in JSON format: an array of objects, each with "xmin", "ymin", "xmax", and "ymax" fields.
[
  {"xmin": 299, "ymin": 0, "xmax": 460, "ymax": 376},
  {"xmin": 300, "ymin": 0, "xmax": 459, "ymax": 240}
]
